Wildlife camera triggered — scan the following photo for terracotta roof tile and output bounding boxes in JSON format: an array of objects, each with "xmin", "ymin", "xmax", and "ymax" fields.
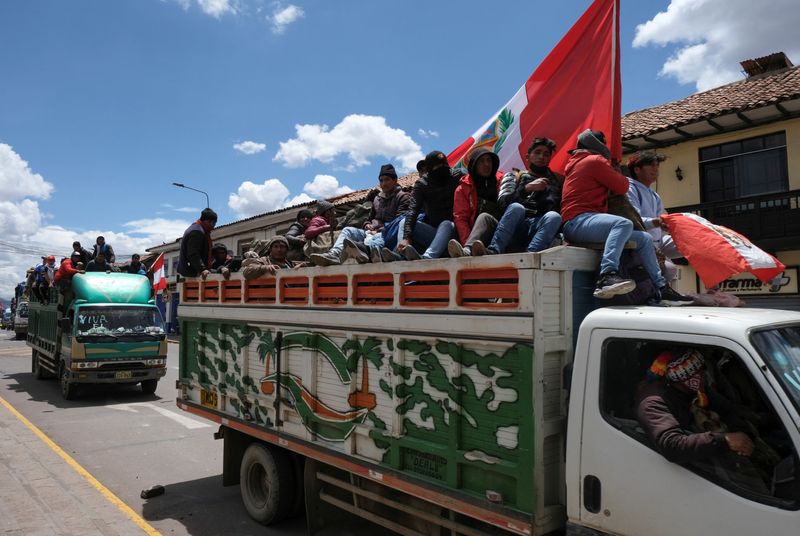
[{"xmin": 622, "ymin": 65, "xmax": 800, "ymax": 140}]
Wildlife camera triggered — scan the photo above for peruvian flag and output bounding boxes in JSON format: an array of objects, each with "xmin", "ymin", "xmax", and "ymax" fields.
[
  {"xmin": 152, "ymin": 253, "xmax": 167, "ymax": 293},
  {"xmin": 448, "ymin": 0, "xmax": 621, "ymax": 174},
  {"xmin": 662, "ymin": 213, "xmax": 786, "ymax": 288}
]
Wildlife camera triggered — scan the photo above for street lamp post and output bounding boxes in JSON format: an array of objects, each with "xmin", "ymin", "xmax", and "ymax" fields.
[{"xmin": 172, "ymin": 182, "xmax": 209, "ymax": 208}]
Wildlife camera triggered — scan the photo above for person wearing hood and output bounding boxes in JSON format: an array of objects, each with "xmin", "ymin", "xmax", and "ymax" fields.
[
  {"xmin": 178, "ymin": 208, "xmax": 218, "ymax": 279},
  {"xmin": 311, "ymin": 164, "xmax": 410, "ymax": 266},
  {"xmin": 397, "ymin": 150, "xmax": 458, "ymax": 260},
  {"xmin": 305, "ymin": 201, "xmax": 337, "ymax": 240},
  {"xmin": 446, "ymin": 148, "xmax": 505, "ymax": 257},
  {"xmin": 91, "ymin": 236, "xmax": 116, "ymax": 264},
  {"xmin": 72, "ymin": 241, "xmax": 92, "ymax": 265},
  {"xmin": 241, "ymin": 236, "xmax": 302, "ymax": 279},
  {"xmin": 561, "ymin": 129, "xmax": 691, "ymax": 305},
  {"xmin": 209, "ymin": 243, "xmax": 241, "ymax": 279},
  {"xmin": 470, "ymin": 138, "xmax": 563, "ymax": 255}
]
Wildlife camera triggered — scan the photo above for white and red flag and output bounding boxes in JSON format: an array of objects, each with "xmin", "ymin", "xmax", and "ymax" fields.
[
  {"xmin": 662, "ymin": 213, "xmax": 786, "ymax": 288},
  {"xmin": 448, "ymin": 0, "xmax": 621, "ymax": 174},
  {"xmin": 152, "ymin": 253, "xmax": 167, "ymax": 293}
]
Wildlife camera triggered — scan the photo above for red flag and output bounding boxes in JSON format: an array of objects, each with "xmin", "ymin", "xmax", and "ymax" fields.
[
  {"xmin": 448, "ymin": 0, "xmax": 621, "ymax": 174},
  {"xmin": 152, "ymin": 253, "xmax": 167, "ymax": 293},
  {"xmin": 662, "ymin": 213, "xmax": 786, "ymax": 288}
]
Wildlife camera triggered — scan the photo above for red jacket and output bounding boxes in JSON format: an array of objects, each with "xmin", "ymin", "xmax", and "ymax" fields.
[
  {"xmin": 453, "ymin": 171, "xmax": 504, "ymax": 244},
  {"xmin": 304, "ymin": 215, "xmax": 332, "ymax": 239},
  {"xmin": 54, "ymin": 258, "xmax": 80, "ymax": 283},
  {"xmin": 560, "ymin": 151, "xmax": 629, "ymax": 223}
]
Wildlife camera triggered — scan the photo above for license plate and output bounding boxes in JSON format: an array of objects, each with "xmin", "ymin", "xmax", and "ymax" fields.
[
  {"xmin": 200, "ymin": 389, "xmax": 218, "ymax": 409},
  {"xmin": 115, "ymin": 371, "xmax": 133, "ymax": 379}
]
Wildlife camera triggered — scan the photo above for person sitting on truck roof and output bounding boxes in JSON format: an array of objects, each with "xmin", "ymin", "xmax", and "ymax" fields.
[
  {"xmin": 635, "ymin": 348, "xmax": 770, "ymax": 492},
  {"xmin": 32, "ymin": 256, "xmax": 57, "ymax": 304},
  {"xmin": 91, "ymin": 236, "xmax": 116, "ymax": 264},
  {"xmin": 560, "ymin": 129, "xmax": 692, "ymax": 305},
  {"xmin": 55, "ymin": 251, "xmax": 85, "ymax": 286},
  {"xmin": 241, "ymin": 236, "xmax": 302, "ymax": 279},
  {"xmin": 177, "ymin": 208, "xmax": 218, "ymax": 279},
  {"xmin": 311, "ymin": 164, "xmax": 410, "ymax": 266},
  {"xmin": 86, "ymin": 252, "xmax": 113, "ymax": 273},
  {"xmin": 72, "ymin": 241, "xmax": 92, "ymax": 265},
  {"xmin": 396, "ymin": 150, "xmax": 458, "ymax": 260},
  {"xmin": 124, "ymin": 253, "xmax": 148, "ymax": 276},
  {"xmin": 445, "ymin": 148, "xmax": 505, "ymax": 258},
  {"xmin": 625, "ymin": 151, "xmax": 683, "ymax": 282},
  {"xmin": 304, "ymin": 201, "xmax": 337, "ymax": 240},
  {"xmin": 285, "ymin": 209, "xmax": 313, "ymax": 260},
  {"xmin": 464, "ymin": 138, "xmax": 563, "ymax": 256},
  {"xmin": 209, "ymin": 243, "xmax": 242, "ymax": 279}
]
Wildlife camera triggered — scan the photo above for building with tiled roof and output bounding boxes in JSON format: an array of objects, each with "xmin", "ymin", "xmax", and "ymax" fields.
[{"xmin": 622, "ymin": 52, "xmax": 800, "ymax": 309}]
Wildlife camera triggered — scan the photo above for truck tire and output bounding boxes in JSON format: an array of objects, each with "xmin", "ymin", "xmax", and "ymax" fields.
[
  {"xmin": 140, "ymin": 379, "xmax": 158, "ymax": 395},
  {"xmin": 59, "ymin": 361, "xmax": 78, "ymax": 400},
  {"xmin": 240, "ymin": 443, "xmax": 294, "ymax": 526},
  {"xmin": 32, "ymin": 350, "xmax": 46, "ymax": 379}
]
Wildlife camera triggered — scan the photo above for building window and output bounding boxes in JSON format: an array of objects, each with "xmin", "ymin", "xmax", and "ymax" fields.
[
  {"xmin": 237, "ymin": 237, "xmax": 254, "ymax": 256},
  {"xmin": 163, "ymin": 257, "xmax": 169, "ymax": 277},
  {"xmin": 172, "ymin": 258, "xmax": 179, "ymax": 276},
  {"xmin": 699, "ymin": 131, "xmax": 788, "ymax": 202}
]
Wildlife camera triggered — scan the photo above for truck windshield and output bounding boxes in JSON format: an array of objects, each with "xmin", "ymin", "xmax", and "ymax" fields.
[
  {"xmin": 17, "ymin": 303, "xmax": 28, "ymax": 318},
  {"xmin": 75, "ymin": 306, "xmax": 165, "ymax": 340},
  {"xmin": 751, "ymin": 325, "xmax": 800, "ymax": 414}
]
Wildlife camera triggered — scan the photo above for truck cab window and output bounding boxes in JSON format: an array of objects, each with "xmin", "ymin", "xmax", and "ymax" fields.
[{"xmin": 600, "ymin": 338, "xmax": 799, "ymax": 509}]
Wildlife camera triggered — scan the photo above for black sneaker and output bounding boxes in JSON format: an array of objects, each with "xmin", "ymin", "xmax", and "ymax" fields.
[
  {"xmin": 343, "ymin": 238, "xmax": 369, "ymax": 264},
  {"xmin": 593, "ymin": 271, "xmax": 636, "ymax": 299},
  {"xmin": 380, "ymin": 248, "xmax": 397, "ymax": 262},
  {"xmin": 310, "ymin": 252, "xmax": 341, "ymax": 267},
  {"xmin": 659, "ymin": 285, "xmax": 694, "ymax": 306},
  {"xmin": 369, "ymin": 246, "xmax": 383, "ymax": 263},
  {"xmin": 403, "ymin": 246, "xmax": 422, "ymax": 261}
]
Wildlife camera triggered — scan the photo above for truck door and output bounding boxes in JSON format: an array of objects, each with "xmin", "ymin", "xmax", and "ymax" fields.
[{"xmin": 574, "ymin": 329, "xmax": 800, "ymax": 536}]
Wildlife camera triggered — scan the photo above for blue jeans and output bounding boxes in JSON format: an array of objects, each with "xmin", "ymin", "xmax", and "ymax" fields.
[
  {"xmin": 489, "ymin": 203, "xmax": 562, "ymax": 253},
  {"xmin": 563, "ymin": 212, "xmax": 665, "ymax": 288},
  {"xmin": 329, "ymin": 227, "xmax": 367, "ymax": 256},
  {"xmin": 398, "ymin": 218, "xmax": 455, "ymax": 259}
]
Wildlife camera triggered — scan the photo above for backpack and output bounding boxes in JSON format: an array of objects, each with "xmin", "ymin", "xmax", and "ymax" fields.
[{"xmin": 603, "ymin": 250, "xmax": 657, "ymax": 306}]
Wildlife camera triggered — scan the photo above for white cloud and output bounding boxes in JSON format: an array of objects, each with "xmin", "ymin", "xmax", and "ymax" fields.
[
  {"xmin": 233, "ymin": 140, "xmax": 267, "ymax": 155},
  {"xmin": 633, "ymin": 0, "xmax": 800, "ymax": 91},
  {"xmin": 175, "ymin": 206, "xmax": 201, "ymax": 213},
  {"xmin": 274, "ymin": 114, "xmax": 424, "ymax": 172},
  {"xmin": 122, "ymin": 218, "xmax": 192, "ymax": 243},
  {"xmin": 196, "ymin": 0, "xmax": 236, "ymax": 18},
  {"xmin": 270, "ymin": 4, "xmax": 304, "ymax": 34},
  {"xmin": 417, "ymin": 128, "xmax": 439, "ymax": 138},
  {"xmin": 0, "ymin": 144, "xmax": 54, "ymax": 201},
  {"xmin": 301, "ymin": 174, "xmax": 352, "ymax": 198},
  {"xmin": 229, "ymin": 178, "xmax": 299, "ymax": 218}
]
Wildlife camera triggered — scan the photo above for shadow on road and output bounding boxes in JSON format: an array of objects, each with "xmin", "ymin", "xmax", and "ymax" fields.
[
  {"xmin": 141, "ymin": 474, "xmax": 306, "ymax": 536},
  {"xmin": 2, "ymin": 371, "xmax": 164, "ymax": 409}
]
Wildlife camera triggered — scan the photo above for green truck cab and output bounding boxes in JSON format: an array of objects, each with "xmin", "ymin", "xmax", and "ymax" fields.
[{"xmin": 27, "ymin": 272, "xmax": 168, "ymax": 400}]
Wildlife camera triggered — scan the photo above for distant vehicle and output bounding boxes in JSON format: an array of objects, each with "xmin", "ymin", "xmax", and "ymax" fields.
[
  {"xmin": 1, "ymin": 309, "xmax": 10, "ymax": 329},
  {"xmin": 13, "ymin": 301, "xmax": 28, "ymax": 340},
  {"xmin": 27, "ymin": 273, "xmax": 168, "ymax": 399}
]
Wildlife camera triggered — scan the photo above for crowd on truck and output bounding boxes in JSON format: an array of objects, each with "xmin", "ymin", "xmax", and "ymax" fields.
[
  {"xmin": 20, "ymin": 237, "xmax": 151, "ymax": 306},
  {"xmin": 176, "ymin": 128, "xmax": 726, "ymax": 307}
]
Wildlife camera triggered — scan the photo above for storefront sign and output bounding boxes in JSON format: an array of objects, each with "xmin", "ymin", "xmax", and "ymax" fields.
[{"xmin": 699, "ymin": 267, "xmax": 799, "ymax": 296}]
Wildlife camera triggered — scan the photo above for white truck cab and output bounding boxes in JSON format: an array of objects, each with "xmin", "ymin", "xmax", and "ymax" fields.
[{"xmin": 567, "ymin": 307, "xmax": 800, "ymax": 536}]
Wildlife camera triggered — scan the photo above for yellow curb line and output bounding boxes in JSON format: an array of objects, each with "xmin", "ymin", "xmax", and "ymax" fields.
[{"xmin": 0, "ymin": 395, "xmax": 162, "ymax": 536}]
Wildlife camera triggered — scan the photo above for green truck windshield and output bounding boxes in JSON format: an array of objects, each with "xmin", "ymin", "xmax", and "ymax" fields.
[
  {"xmin": 751, "ymin": 325, "xmax": 800, "ymax": 415},
  {"xmin": 76, "ymin": 306, "xmax": 165, "ymax": 340}
]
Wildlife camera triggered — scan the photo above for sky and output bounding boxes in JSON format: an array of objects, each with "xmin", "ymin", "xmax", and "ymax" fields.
[{"xmin": 1, "ymin": 0, "xmax": 799, "ymax": 299}]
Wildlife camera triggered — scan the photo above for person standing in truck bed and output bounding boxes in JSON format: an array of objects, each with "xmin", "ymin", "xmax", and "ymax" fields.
[{"xmin": 178, "ymin": 208, "xmax": 218, "ymax": 279}]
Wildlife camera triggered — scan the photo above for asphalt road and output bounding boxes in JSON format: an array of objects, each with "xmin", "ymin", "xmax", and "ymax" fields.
[{"xmin": 0, "ymin": 332, "xmax": 306, "ymax": 536}]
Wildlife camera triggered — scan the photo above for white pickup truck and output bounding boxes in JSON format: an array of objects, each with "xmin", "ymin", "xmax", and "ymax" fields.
[{"xmin": 176, "ymin": 246, "xmax": 800, "ymax": 535}]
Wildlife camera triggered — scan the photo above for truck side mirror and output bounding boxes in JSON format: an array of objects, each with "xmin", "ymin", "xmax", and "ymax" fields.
[{"xmin": 60, "ymin": 317, "xmax": 72, "ymax": 332}]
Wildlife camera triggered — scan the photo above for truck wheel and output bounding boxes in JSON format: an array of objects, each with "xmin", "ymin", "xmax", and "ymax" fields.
[
  {"xmin": 141, "ymin": 379, "xmax": 158, "ymax": 395},
  {"xmin": 32, "ymin": 350, "xmax": 46, "ymax": 379},
  {"xmin": 59, "ymin": 362, "xmax": 78, "ymax": 400},
  {"xmin": 240, "ymin": 443, "xmax": 294, "ymax": 525}
]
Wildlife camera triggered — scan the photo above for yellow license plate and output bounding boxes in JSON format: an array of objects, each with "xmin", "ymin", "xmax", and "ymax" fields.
[
  {"xmin": 200, "ymin": 389, "xmax": 218, "ymax": 409},
  {"xmin": 115, "ymin": 371, "xmax": 133, "ymax": 379}
]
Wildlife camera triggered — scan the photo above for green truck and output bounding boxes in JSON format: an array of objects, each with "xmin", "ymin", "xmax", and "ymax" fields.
[{"xmin": 27, "ymin": 272, "xmax": 168, "ymax": 400}]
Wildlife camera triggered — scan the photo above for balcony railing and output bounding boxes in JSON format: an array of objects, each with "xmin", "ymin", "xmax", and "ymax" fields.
[{"xmin": 668, "ymin": 189, "xmax": 800, "ymax": 251}]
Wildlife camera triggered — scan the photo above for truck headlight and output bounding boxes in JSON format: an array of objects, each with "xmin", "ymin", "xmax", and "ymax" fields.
[
  {"xmin": 73, "ymin": 361, "xmax": 99, "ymax": 369},
  {"xmin": 145, "ymin": 358, "xmax": 166, "ymax": 366}
]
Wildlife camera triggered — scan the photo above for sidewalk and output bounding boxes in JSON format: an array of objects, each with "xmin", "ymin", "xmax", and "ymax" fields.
[{"xmin": 0, "ymin": 398, "xmax": 156, "ymax": 536}]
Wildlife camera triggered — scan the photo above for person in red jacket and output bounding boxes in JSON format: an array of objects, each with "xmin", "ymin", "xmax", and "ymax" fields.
[
  {"xmin": 561, "ymin": 129, "xmax": 691, "ymax": 304},
  {"xmin": 447, "ymin": 148, "xmax": 504, "ymax": 257},
  {"xmin": 304, "ymin": 200, "xmax": 337, "ymax": 240},
  {"xmin": 54, "ymin": 251, "xmax": 84, "ymax": 287}
]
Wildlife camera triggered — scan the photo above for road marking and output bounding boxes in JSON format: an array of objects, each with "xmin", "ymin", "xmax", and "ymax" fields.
[
  {"xmin": 0, "ymin": 395, "xmax": 162, "ymax": 536},
  {"xmin": 0, "ymin": 347, "xmax": 27, "ymax": 355},
  {"xmin": 108, "ymin": 402, "xmax": 212, "ymax": 429}
]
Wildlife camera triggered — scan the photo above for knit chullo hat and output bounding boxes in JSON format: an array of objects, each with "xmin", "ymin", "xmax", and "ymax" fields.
[
  {"xmin": 315, "ymin": 200, "xmax": 334, "ymax": 215},
  {"xmin": 649, "ymin": 349, "xmax": 708, "ymax": 407}
]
